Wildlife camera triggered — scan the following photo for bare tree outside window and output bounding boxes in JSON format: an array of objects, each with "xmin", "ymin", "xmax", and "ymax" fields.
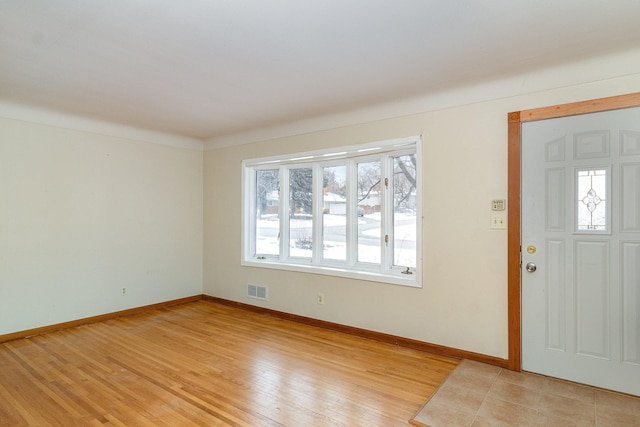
[
  {"xmin": 393, "ymin": 155, "xmax": 417, "ymax": 268},
  {"xmin": 243, "ymin": 136, "xmax": 420, "ymax": 287},
  {"xmin": 289, "ymin": 168, "xmax": 313, "ymax": 257},
  {"xmin": 394, "ymin": 154, "xmax": 416, "ymax": 211},
  {"xmin": 255, "ymin": 169, "xmax": 280, "ymax": 256},
  {"xmin": 357, "ymin": 161, "xmax": 381, "ymax": 264}
]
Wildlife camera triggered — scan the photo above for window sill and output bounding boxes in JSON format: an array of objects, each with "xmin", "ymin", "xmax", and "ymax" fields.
[{"xmin": 241, "ymin": 259, "xmax": 421, "ymax": 288}]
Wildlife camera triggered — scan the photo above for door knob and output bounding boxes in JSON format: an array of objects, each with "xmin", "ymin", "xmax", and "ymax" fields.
[{"xmin": 525, "ymin": 262, "xmax": 537, "ymax": 273}]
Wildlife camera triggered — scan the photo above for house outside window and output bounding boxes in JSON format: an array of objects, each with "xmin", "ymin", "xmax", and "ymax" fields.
[{"xmin": 242, "ymin": 136, "xmax": 421, "ymax": 287}]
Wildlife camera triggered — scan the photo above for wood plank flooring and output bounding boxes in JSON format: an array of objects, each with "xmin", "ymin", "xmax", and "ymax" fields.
[{"xmin": 0, "ymin": 300, "xmax": 458, "ymax": 426}]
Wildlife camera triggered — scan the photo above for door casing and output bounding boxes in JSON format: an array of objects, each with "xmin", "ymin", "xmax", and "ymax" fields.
[{"xmin": 507, "ymin": 92, "xmax": 640, "ymax": 371}]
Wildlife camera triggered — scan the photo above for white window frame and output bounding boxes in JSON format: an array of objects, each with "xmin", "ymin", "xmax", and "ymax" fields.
[{"xmin": 241, "ymin": 136, "xmax": 422, "ymax": 287}]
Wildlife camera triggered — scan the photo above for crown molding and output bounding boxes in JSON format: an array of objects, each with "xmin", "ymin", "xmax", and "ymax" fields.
[
  {"xmin": 0, "ymin": 101, "xmax": 204, "ymax": 151},
  {"xmin": 204, "ymin": 47, "xmax": 640, "ymax": 151}
]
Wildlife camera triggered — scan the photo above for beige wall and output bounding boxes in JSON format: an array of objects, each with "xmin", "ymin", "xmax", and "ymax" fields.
[
  {"xmin": 204, "ymin": 62, "xmax": 640, "ymax": 359},
  {"xmin": 2, "ymin": 47, "xmax": 639, "ymax": 360},
  {"xmin": 0, "ymin": 118, "xmax": 203, "ymax": 335}
]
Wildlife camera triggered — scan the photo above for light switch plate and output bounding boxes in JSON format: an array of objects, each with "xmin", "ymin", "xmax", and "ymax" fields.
[{"xmin": 491, "ymin": 213, "xmax": 507, "ymax": 229}]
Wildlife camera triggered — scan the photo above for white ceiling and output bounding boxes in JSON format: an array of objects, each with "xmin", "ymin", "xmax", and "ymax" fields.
[{"xmin": 2, "ymin": 0, "xmax": 640, "ymax": 142}]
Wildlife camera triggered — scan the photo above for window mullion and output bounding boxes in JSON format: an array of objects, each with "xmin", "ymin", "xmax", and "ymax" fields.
[{"xmin": 382, "ymin": 155, "xmax": 394, "ymax": 271}]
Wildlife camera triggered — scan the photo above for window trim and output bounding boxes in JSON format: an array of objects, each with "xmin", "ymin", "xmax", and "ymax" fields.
[{"xmin": 241, "ymin": 136, "xmax": 422, "ymax": 287}]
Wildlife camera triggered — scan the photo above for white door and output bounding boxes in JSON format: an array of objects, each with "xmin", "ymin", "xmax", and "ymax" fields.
[{"xmin": 521, "ymin": 106, "xmax": 640, "ymax": 396}]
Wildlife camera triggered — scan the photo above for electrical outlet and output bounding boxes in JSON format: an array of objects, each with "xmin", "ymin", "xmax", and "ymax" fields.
[
  {"xmin": 121, "ymin": 287, "xmax": 127, "ymax": 296},
  {"xmin": 317, "ymin": 293, "xmax": 324, "ymax": 305}
]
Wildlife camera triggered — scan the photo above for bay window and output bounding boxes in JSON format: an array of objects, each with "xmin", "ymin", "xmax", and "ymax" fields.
[{"xmin": 242, "ymin": 136, "xmax": 421, "ymax": 287}]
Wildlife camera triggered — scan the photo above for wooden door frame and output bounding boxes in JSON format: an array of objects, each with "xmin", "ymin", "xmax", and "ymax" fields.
[{"xmin": 507, "ymin": 92, "xmax": 640, "ymax": 371}]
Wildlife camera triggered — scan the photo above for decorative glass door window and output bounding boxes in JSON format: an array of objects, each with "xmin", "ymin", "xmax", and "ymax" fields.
[{"xmin": 576, "ymin": 168, "xmax": 608, "ymax": 232}]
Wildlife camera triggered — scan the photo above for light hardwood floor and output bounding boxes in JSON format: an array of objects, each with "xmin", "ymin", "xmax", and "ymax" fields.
[{"xmin": 0, "ymin": 300, "xmax": 458, "ymax": 426}]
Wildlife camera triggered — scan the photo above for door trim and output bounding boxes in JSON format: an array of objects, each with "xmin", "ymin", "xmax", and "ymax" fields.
[{"xmin": 507, "ymin": 91, "xmax": 640, "ymax": 371}]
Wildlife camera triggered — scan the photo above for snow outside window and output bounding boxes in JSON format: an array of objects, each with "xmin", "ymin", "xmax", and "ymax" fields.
[{"xmin": 241, "ymin": 136, "xmax": 421, "ymax": 287}]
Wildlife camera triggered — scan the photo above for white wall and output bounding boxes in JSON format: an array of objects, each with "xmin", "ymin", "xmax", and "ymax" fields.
[
  {"xmin": 0, "ymin": 118, "xmax": 203, "ymax": 335},
  {"xmin": 203, "ymin": 52, "xmax": 640, "ymax": 360}
]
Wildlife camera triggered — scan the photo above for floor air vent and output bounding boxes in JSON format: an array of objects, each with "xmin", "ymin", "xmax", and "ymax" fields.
[{"xmin": 247, "ymin": 284, "xmax": 268, "ymax": 301}]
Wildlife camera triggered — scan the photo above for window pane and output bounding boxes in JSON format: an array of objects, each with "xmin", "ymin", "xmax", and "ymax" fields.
[
  {"xmin": 357, "ymin": 160, "xmax": 381, "ymax": 264},
  {"xmin": 255, "ymin": 169, "xmax": 280, "ymax": 256},
  {"xmin": 322, "ymin": 165, "xmax": 347, "ymax": 261},
  {"xmin": 243, "ymin": 137, "xmax": 420, "ymax": 286},
  {"xmin": 577, "ymin": 168, "xmax": 607, "ymax": 231},
  {"xmin": 289, "ymin": 168, "xmax": 313, "ymax": 258},
  {"xmin": 393, "ymin": 155, "xmax": 417, "ymax": 268}
]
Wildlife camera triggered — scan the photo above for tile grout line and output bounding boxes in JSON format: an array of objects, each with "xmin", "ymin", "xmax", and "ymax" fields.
[{"xmin": 468, "ymin": 367, "xmax": 503, "ymax": 426}]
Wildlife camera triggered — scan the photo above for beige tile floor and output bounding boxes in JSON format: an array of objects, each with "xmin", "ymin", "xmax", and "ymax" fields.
[{"xmin": 411, "ymin": 359, "xmax": 640, "ymax": 427}]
